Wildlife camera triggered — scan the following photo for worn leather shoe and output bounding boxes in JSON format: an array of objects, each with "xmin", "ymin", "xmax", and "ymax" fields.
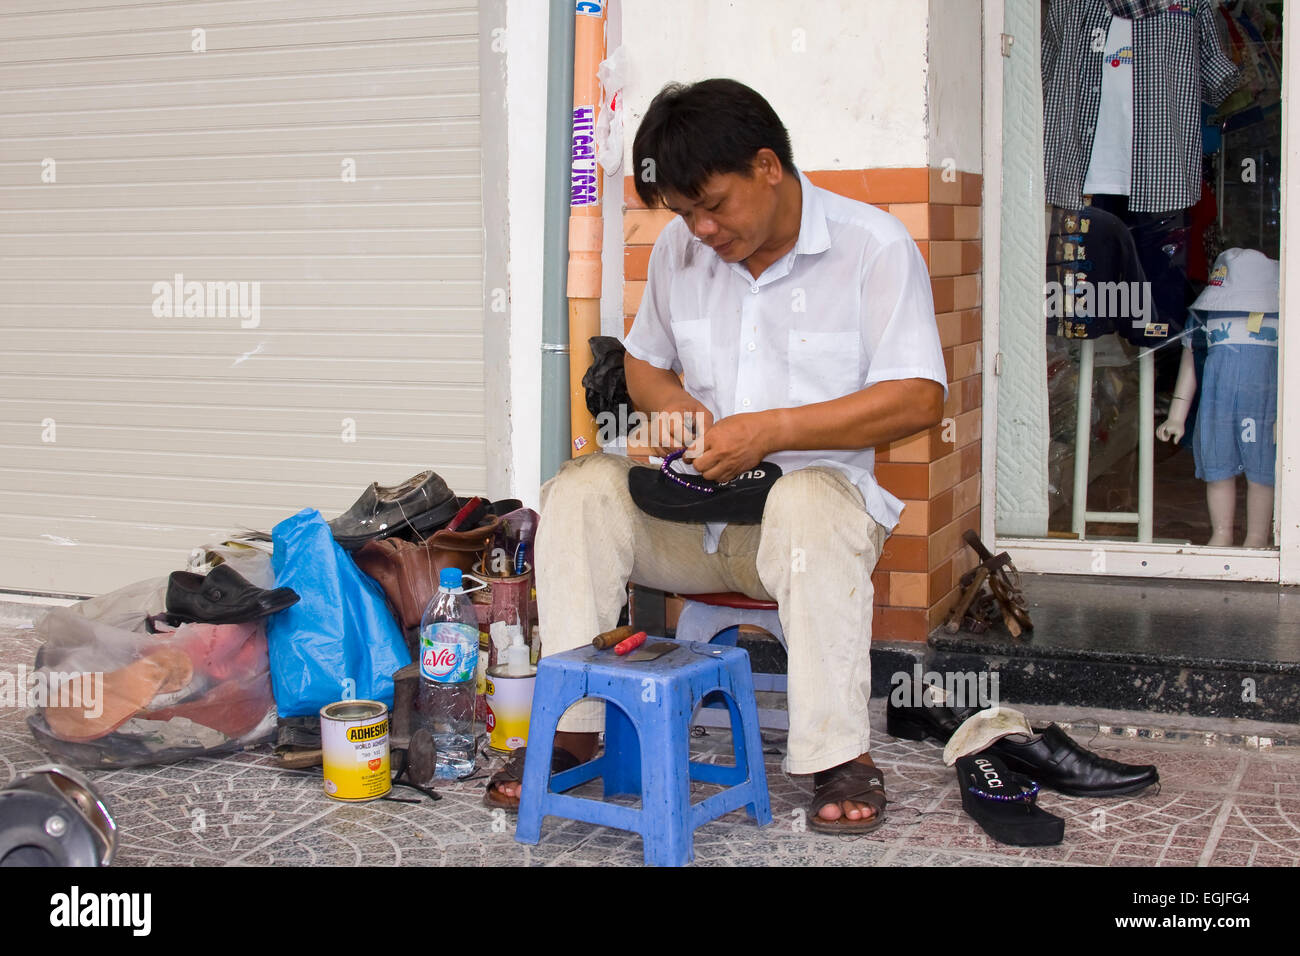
[
  {"xmin": 166, "ymin": 564, "xmax": 299, "ymax": 624},
  {"xmin": 990, "ymin": 723, "xmax": 1158, "ymax": 797},
  {"xmin": 886, "ymin": 674, "xmax": 987, "ymax": 743},
  {"xmin": 329, "ymin": 471, "xmax": 458, "ymax": 550}
]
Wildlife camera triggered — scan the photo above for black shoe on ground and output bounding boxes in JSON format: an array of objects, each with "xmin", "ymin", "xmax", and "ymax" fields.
[
  {"xmin": 886, "ymin": 674, "xmax": 988, "ymax": 744},
  {"xmin": 990, "ymin": 723, "xmax": 1159, "ymax": 797}
]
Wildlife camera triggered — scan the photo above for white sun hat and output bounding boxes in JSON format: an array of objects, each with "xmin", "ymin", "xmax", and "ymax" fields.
[
  {"xmin": 1190, "ymin": 248, "xmax": 1280, "ymax": 314},
  {"xmin": 943, "ymin": 706, "xmax": 1037, "ymax": 766}
]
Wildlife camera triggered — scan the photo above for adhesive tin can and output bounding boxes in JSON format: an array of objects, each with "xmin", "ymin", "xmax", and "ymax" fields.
[
  {"xmin": 320, "ymin": 700, "xmax": 391, "ymax": 802},
  {"xmin": 485, "ymin": 665, "xmax": 536, "ymax": 754}
]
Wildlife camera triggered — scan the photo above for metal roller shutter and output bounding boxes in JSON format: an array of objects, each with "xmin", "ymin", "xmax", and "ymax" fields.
[{"xmin": 0, "ymin": 0, "xmax": 486, "ymax": 594}]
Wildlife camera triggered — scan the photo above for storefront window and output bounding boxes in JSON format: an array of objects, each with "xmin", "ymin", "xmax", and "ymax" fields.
[{"xmin": 1016, "ymin": 0, "xmax": 1284, "ymax": 550}]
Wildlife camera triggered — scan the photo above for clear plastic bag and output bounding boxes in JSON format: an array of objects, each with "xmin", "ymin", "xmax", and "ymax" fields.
[{"xmin": 26, "ymin": 576, "xmax": 276, "ymax": 768}]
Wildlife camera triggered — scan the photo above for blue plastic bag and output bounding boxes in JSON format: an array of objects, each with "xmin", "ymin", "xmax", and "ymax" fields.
[{"xmin": 266, "ymin": 508, "xmax": 411, "ymax": 718}]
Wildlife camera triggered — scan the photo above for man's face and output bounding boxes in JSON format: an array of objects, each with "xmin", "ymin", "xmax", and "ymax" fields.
[{"xmin": 660, "ymin": 153, "xmax": 783, "ymax": 263}]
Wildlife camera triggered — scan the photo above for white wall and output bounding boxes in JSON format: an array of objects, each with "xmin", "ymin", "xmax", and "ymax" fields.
[
  {"xmin": 503, "ymin": 0, "xmax": 550, "ymax": 507},
  {"xmin": 927, "ymin": 0, "xmax": 984, "ymax": 172},
  {"xmin": 621, "ymin": 0, "xmax": 932, "ymax": 171},
  {"xmin": 601, "ymin": 3, "xmax": 625, "ymax": 339},
  {"xmin": 502, "ymin": 1, "xmax": 984, "ymax": 505}
]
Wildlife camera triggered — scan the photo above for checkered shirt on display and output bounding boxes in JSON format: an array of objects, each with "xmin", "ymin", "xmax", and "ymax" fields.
[{"xmin": 1043, "ymin": 0, "xmax": 1241, "ymax": 214}]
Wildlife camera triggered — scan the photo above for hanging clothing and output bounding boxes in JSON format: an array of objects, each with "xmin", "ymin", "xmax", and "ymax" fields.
[
  {"xmin": 1082, "ymin": 17, "xmax": 1135, "ymax": 196},
  {"xmin": 1045, "ymin": 205, "xmax": 1147, "ymax": 340},
  {"xmin": 1185, "ymin": 309, "xmax": 1279, "ymax": 349},
  {"xmin": 1043, "ymin": 0, "xmax": 1241, "ymax": 214},
  {"xmin": 1087, "ymin": 194, "xmax": 1189, "ymax": 343},
  {"xmin": 1184, "ymin": 311, "xmax": 1278, "ymax": 485},
  {"xmin": 1103, "ymin": 0, "xmax": 1170, "ymax": 17}
]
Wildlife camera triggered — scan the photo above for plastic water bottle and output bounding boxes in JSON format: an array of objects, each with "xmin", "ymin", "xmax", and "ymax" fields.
[{"xmin": 417, "ymin": 567, "xmax": 479, "ymax": 778}]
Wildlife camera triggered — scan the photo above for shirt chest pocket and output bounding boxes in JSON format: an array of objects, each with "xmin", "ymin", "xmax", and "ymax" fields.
[
  {"xmin": 788, "ymin": 330, "xmax": 863, "ymax": 406},
  {"xmin": 671, "ymin": 318, "xmax": 715, "ymax": 405}
]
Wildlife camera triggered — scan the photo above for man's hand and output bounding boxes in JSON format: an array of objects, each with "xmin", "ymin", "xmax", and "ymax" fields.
[
  {"xmin": 684, "ymin": 411, "xmax": 778, "ymax": 482},
  {"xmin": 638, "ymin": 398, "xmax": 715, "ymax": 459}
]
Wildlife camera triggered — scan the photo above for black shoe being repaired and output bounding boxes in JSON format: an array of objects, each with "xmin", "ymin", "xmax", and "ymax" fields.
[
  {"xmin": 165, "ymin": 564, "xmax": 299, "ymax": 624},
  {"xmin": 990, "ymin": 723, "xmax": 1158, "ymax": 798},
  {"xmin": 329, "ymin": 470, "xmax": 459, "ymax": 551}
]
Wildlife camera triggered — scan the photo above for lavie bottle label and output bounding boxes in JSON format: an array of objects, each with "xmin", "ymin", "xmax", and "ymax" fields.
[{"xmin": 419, "ymin": 622, "xmax": 478, "ymax": 683}]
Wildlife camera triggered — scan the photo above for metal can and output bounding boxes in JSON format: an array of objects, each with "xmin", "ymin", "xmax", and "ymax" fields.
[
  {"xmin": 320, "ymin": 700, "xmax": 391, "ymax": 802},
  {"xmin": 484, "ymin": 664, "xmax": 536, "ymax": 754}
]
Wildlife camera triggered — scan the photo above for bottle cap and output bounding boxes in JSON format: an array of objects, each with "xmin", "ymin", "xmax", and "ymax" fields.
[
  {"xmin": 439, "ymin": 567, "xmax": 463, "ymax": 590},
  {"xmin": 506, "ymin": 631, "xmax": 531, "ymax": 676}
]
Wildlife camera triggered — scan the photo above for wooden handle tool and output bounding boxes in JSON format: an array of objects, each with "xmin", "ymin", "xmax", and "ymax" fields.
[{"xmin": 592, "ymin": 625, "xmax": 639, "ymax": 650}]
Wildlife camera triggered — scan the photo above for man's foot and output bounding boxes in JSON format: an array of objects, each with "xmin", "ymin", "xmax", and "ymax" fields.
[
  {"xmin": 812, "ymin": 753, "xmax": 884, "ymax": 827},
  {"xmin": 487, "ymin": 731, "xmax": 598, "ymax": 807}
]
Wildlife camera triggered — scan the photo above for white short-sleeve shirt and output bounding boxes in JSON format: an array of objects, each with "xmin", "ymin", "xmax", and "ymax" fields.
[
  {"xmin": 1082, "ymin": 16, "xmax": 1134, "ymax": 197},
  {"xmin": 622, "ymin": 171, "xmax": 948, "ymax": 554}
]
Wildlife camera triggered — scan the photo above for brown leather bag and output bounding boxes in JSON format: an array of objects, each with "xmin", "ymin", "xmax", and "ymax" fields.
[{"xmin": 353, "ymin": 516, "xmax": 500, "ymax": 632}]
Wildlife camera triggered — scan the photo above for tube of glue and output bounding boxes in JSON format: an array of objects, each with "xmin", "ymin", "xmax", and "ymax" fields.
[{"xmin": 613, "ymin": 631, "xmax": 648, "ymax": 656}]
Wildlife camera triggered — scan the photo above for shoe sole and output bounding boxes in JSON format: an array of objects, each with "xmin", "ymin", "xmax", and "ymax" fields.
[
  {"xmin": 406, "ymin": 730, "xmax": 439, "ymax": 789},
  {"xmin": 332, "ymin": 496, "xmax": 473, "ymax": 550},
  {"xmin": 957, "ymin": 758, "xmax": 1064, "ymax": 846},
  {"xmin": 994, "ymin": 752, "xmax": 1159, "ymax": 798},
  {"xmin": 1042, "ymin": 777, "xmax": 1159, "ymax": 798}
]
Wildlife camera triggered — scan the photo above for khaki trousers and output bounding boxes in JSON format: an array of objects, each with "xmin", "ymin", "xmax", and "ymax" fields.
[{"xmin": 534, "ymin": 451, "xmax": 888, "ymax": 775}]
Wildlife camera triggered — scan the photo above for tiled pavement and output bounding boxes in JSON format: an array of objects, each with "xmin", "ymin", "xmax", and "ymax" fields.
[{"xmin": 3, "ymin": 605, "xmax": 1299, "ymax": 867}]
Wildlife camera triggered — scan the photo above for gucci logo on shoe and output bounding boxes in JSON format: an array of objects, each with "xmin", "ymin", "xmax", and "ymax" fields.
[
  {"xmin": 975, "ymin": 757, "xmax": 1004, "ymax": 789},
  {"xmin": 720, "ymin": 469, "xmax": 765, "ymax": 486}
]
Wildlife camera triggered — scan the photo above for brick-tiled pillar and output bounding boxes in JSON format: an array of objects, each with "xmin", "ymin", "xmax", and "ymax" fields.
[{"xmin": 621, "ymin": 167, "xmax": 982, "ymax": 641}]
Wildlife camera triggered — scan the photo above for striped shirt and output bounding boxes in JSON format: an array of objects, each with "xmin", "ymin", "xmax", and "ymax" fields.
[{"xmin": 1043, "ymin": 0, "xmax": 1240, "ymax": 213}]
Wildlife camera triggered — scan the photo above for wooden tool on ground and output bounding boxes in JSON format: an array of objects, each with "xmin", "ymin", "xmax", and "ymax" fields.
[
  {"xmin": 944, "ymin": 530, "xmax": 1033, "ymax": 637},
  {"xmin": 276, "ymin": 749, "xmax": 323, "ymax": 769}
]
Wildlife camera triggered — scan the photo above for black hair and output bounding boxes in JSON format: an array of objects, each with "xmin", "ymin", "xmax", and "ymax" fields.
[{"xmin": 631, "ymin": 78, "xmax": 796, "ymax": 208}]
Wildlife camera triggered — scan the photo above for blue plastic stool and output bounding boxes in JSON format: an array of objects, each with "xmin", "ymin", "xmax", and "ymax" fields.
[
  {"xmin": 674, "ymin": 592, "xmax": 788, "ymax": 730},
  {"xmin": 514, "ymin": 637, "xmax": 772, "ymax": 866}
]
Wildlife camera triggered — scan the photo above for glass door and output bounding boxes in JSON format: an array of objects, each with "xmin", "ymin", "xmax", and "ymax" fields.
[{"xmin": 982, "ymin": 0, "xmax": 1290, "ymax": 581}]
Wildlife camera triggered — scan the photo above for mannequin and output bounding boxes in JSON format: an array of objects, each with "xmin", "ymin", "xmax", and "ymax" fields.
[{"xmin": 1156, "ymin": 249, "xmax": 1280, "ymax": 548}]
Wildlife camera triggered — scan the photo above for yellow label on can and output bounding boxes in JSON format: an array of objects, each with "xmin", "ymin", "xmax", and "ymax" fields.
[
  {"xmin": 321, "ymin": 702, "xmax": 391, "ymax": 802},
  {"xmin": 485, "ymin": 669, "xmax": 535, "ymax": 754},
  {"xmin": 347, "ymin": 718, "xmax": 389, "ymax": 743}
]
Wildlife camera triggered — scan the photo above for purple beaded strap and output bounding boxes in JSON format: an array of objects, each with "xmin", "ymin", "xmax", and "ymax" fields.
[
  {"xmin": 659, "ymin": 449, "xmax": 716, "ymax": 495},
  {"xmin": 967, "ymin": 780, "xmax": 1040, "ymax": 803}
]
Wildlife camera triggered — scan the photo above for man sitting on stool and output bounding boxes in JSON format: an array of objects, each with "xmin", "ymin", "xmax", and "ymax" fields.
[{"xmin": 487, "ymin": 78, "xmax": 947, "ymax": 833}]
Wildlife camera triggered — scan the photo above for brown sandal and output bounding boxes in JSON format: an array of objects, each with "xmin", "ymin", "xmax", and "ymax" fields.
[
  {"xmin": 807, "ymin": 761, "xmax": 887, "ymax": 834},
  {"xmin": 483, "ymin": 745, "xmax": 582, "ymax": 813}
]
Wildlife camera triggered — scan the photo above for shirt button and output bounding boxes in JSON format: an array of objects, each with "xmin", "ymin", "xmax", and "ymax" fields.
[
  {"xmin": 750, "ymin": 285, "xmax": 759, "ymax": 294},
  {"xmin": 747, "ymin": 342, "xmax": 756, "ymax": 351},
  {"xmin": 742, "ymin": 398, "xmax": 752, "ymax": 407},
  {"xmin": 1091, "ymin": 86, "xmax": 1099, "ymax": 93}
]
